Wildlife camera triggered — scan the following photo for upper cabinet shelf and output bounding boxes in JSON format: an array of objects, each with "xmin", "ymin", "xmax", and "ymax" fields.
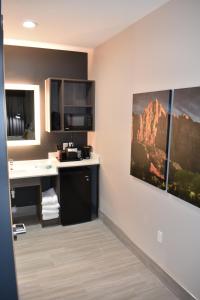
[
  {"xmin": 45, "ymin": 78, "xmax": 95, "ymax": 132},
  {"xmin": 63, "ymin": 80, "xmax": 94, "ymax": 106}
]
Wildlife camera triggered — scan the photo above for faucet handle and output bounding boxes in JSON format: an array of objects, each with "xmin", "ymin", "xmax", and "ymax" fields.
[{"xmin": 9, "ymin": 159, "xmax": 14, "ymax": 170}]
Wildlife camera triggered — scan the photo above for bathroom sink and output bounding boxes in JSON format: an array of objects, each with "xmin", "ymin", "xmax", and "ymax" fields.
[{"xmin": 9, "ymin": 159, "xmax": 58, "ymax": 179}]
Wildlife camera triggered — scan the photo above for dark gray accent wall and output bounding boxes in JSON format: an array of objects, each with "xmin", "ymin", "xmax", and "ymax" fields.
[
  {"xmin": 0, "ymin": 14, "xmax": 18, "ymax": 300},
  {"xmin": 4, "ymin": 45, "xmax": 88, "ymax": 160}
]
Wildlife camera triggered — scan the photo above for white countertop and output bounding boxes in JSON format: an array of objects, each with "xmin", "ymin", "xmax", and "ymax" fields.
[
  {"xmin": 9, "ymin": 153, "xmax": 100, "ymax": 180},
  {"xmin": 51, "ymin": 152, "xmax": 100, "ymax": 169}
]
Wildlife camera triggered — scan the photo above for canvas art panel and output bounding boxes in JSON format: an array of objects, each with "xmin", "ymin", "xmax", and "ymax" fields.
[
  {"xmin": 168, "ymin": 87, "xmax": 200, "ymax": 207},
  {"xmin": 130, "ymin": 90, "xmax": 172, "ymax": 190}
]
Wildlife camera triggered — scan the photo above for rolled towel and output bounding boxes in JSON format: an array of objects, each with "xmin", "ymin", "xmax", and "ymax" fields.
[
  {"xmin": 42, "ymin": 208, "xmax": 59, "ymax": 214},
  {"xmin": 42, "ymin": 203, "xmax": 60, "ymax": 210},
  {"xmin": 42, "ymin": 212, "xmax": 59, "ymax": 221}
]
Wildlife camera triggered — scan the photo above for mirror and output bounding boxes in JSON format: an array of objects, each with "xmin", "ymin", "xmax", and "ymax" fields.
[{"xmin": 5, "ymin": 84, "xmax": 40, "ymax": 146}]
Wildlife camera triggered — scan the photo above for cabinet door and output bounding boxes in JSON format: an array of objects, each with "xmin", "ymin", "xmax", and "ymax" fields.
[
  {"xmin": 45, "ymin": 79, "xmax": 62, "ymax": 132},
  {"xmin": 60, "ymin": 167, "xmax": 91, "ymax": 225},
  {"xmin": 12, "ymin": 186, "xmax": 40, "ymax": 207}
]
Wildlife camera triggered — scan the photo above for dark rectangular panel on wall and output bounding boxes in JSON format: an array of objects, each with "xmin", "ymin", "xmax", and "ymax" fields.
[
  {"xmin": 4, "ymin": 45, "xmax": 88, "ymax": 160},
  {"xmin": 168, "ymin": 87, "xmax": 200, "ymax": 207},
  {"xmin": 4, "ymin": 46, "xmax": 88, "ymax": 81}
]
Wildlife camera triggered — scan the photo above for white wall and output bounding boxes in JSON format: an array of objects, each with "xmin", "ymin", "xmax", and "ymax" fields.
[{"xmin": 91, "ymin": 0, "xmax": 200, "ymax": 298}]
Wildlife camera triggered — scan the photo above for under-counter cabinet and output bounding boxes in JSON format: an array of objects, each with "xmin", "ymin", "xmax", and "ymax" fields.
[
  {"xmin": 59, "ymin": 166, "xmax": 99, "ymax": 226},
  {"xmin": 10, "ymin": 176, "xmax": 59, "ymax": 227},
  {"xmin": 45, "ymin": 78, "xmax": 95, "ymax": 132},
  {"xmin": 10, "ymin": 177, "xmax": 42, "ymax": 225}
]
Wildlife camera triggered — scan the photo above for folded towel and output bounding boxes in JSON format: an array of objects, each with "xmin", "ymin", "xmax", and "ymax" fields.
[
  {"xmin": 42, "ymin": 194, "xmax": 58, "ymax": 206},
  {"xmin": 42, "ymin": 212, "xmax": 59, "ymax": 220},
  {"xmin": 42, "ymin": 203, "xmax": 60, "ymax": 210},
  {"xmin": 42, "ymin": 208, "xmax": 59, "ymax": 214},
  {"xmin": 42, "ymin": 188, "xmax": 56, "ymax": 198}
]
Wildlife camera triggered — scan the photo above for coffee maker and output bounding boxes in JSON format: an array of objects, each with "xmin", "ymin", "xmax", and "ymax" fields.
[
  {"xmin": 56, "ymin": 143, "xmax": 92, "ymax": 162},
  {"xmin": 81, "ymin": 145, "xmax": 92, "ymax": 159}
]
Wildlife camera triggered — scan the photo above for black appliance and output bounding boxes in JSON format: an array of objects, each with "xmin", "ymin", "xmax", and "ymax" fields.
[
  {"xmin": 64, "ymin": 107, "xmax": 92, "ymax": 131},
  {"xmin": 65, "ymin": 147, "xmax": 80, "ymax": 161},
  {"xmin": 81, "ymin": 145, "xmax": 92, "ymax": 159},
  {"xmin": 57, "ymin": 143, "xmax": 92, "ymax": 162},
  {"xmin": 57, "ymin": 149, "xmax": 80, "ymax": 162},
  {"xmin": 60, "ymin": 167, "xmax": 92, "ymax": 225},
  {"xmin": 57, "ymin": 144, "xmax": 81, "ymax": 161}
]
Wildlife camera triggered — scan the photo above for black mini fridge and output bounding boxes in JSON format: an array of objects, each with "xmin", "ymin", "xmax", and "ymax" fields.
[{"xmin": 60, "ymin": 167, "xmax": 92, "ymax": 225}]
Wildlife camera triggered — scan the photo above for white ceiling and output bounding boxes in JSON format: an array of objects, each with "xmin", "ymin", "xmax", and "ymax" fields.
[{"xmin": 2, "ymin": 0, "xmax": 169, "ymax": 49}]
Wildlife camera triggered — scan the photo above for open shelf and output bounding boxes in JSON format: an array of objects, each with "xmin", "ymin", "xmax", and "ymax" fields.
[{"xmin": 45, "ymin": 78, "xmax": 95, "ymax": 132}]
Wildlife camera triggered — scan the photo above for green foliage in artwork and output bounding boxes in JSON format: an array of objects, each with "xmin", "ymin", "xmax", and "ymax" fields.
[
  {"xmin": 168, "ymin": 170, "xmax": 200, "ymax": 205},
  {"xmin": 131, "ymin": 165, "xmax": 166, "ymax": 190}
]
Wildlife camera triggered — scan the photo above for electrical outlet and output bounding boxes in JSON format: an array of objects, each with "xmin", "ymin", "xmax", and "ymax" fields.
[{"xmin": 157, "ymin": 230, "xmax": 163, "ymax": 243}]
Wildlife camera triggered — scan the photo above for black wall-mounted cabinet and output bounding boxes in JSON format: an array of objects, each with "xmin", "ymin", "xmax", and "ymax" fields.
[{"xmin": 45, "ymin": 78, "xmax": 95, "ymax": 132}]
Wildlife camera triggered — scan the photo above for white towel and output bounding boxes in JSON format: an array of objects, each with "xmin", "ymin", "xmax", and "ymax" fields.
[
  {"xmin": 42, "ymin": 208, "xmax": 59, "ymax": 214},
  {"xmin": 42, "ymin": 188, "xmax": 56, "ymax": 197},
  {"xmin": 42, "ymin": 203, "xmax": 60, "ymax": 210},
  {"xmin": 42, "ymin": 194, "xmax": 59, "ymax": 206},
  {"xmin": 42, "ymin": 212, "xmax": 59, "ymax": 220}
]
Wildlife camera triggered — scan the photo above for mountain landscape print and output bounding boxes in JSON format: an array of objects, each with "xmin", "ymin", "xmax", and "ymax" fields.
[
  {"xmin": 130, "ymin": 90, "xmax": 172, "ymax": 189},
  {"xmin": 168, "ymin": 87, "xmax": 200, "ymax": 207}
]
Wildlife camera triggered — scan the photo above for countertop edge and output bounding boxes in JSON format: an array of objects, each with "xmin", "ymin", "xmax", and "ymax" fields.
[{"xmin": 9, "ymin": 153, "xmax": 100, "ymax": 180}]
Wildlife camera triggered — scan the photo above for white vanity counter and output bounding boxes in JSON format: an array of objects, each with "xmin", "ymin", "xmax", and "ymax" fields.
[
  {"xmin": 49, "ymin": 152, "xmax": 100, "ymax": 169},
  {"xmin": 9, "ymin": 159, "xmax": 58, "ymax": 180},
  {"xmin": 9, "ymin": 153, "xmax": 100, "ymax": 180}
]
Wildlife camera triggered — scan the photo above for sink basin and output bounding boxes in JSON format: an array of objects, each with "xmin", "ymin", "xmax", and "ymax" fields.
[{"xmin": 9, "ymin": 159, "xmax": 58, "ymax": 179}]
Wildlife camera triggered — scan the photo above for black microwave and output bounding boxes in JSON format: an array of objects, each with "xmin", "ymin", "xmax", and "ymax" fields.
[{"xmin": 64, "ymin": 107, "xmax": 93, "ymax": 131}]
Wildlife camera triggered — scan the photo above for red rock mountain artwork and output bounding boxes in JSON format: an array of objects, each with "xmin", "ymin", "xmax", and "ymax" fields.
[
  {"xmin": 137, "ymin": 99, "xmax": 167, "ymax": 146},
  {"xmin": 130, "ymin": 92, "xmax": 171, "ymax": 190},
  {"xmin": 167, "ymin": 87, "xmax": 200, "ymax": 206},
  {"xmin": 131, "ymin": 87, "xmax": 200, "ymax": 204}
]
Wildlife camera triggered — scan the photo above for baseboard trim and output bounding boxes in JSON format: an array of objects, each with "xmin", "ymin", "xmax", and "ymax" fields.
[{"xmin": 99, "ymin": 211, "xmax": 196, "ymax": 300}]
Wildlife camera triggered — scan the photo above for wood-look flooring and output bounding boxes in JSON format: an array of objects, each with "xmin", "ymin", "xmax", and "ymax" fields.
[{"xmin": 14, "ymin": 220, "xmax": 179, "ymax": 300}]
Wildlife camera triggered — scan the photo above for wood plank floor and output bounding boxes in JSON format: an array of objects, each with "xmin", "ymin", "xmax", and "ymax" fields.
[{"xmin": 14, "ymin": 220, "xmax": 179, "ymax": 300}]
